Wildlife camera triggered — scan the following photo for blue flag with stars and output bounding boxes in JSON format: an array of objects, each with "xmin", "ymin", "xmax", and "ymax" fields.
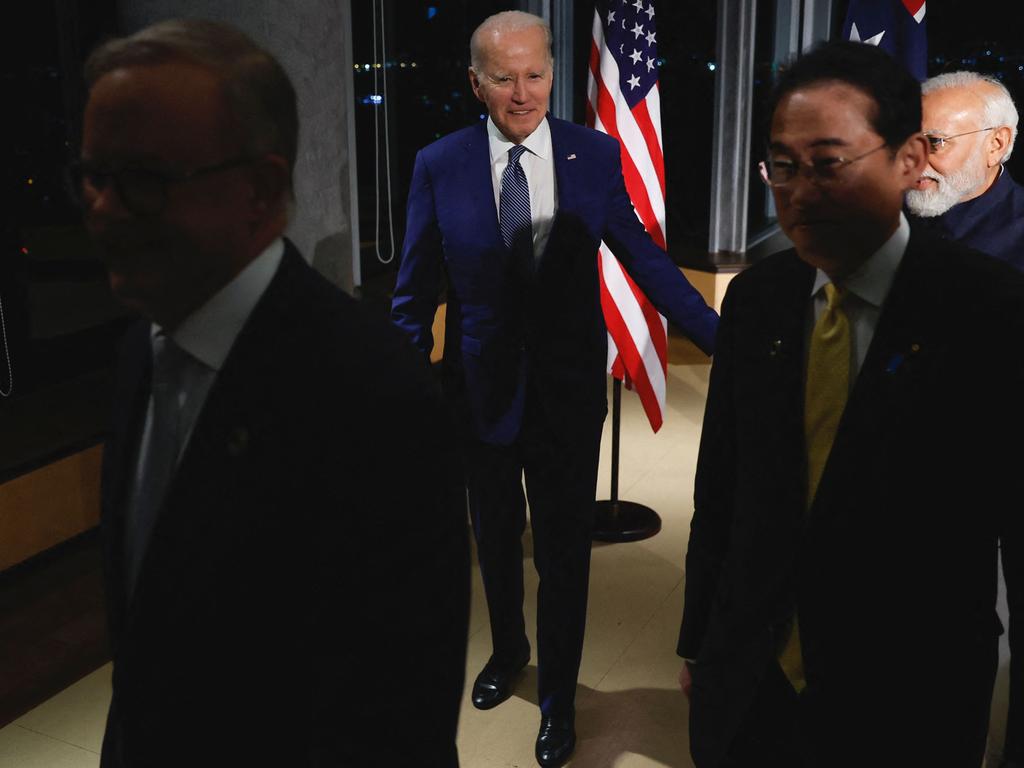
[
  {"xmin": 842, "ymin": 0, "xmax": 927, "ymax": 81},
  {"xmin": 599, "ymin": 0, "xmax": 659, "ymax": 110}
]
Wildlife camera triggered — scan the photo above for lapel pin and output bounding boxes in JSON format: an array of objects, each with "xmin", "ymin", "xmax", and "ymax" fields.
[
  {"xmin": 885, "ymin": 343, "xmax": 920, "ymax": 374},
  {"xmin": 769, "ymin": 339, "xmax": 783, "ymax": 357},
  {"xmin": 567, "ymin": 153, "xmax": 577, "ymax": 160}
]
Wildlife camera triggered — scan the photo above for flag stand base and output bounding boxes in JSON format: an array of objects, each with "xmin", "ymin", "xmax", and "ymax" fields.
[
  {"xmin": 593, "ymin": 500, "xmax": 661, "ymax": 542},
  {"xmin": 593, "ymin": 377, "xmax": 662, "ymax": 543}
]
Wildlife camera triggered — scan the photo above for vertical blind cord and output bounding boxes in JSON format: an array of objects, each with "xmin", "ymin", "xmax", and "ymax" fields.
[
  {"xmin": 0, "ymin": 295, "xmax": 12, "ymax": 397},
  {"xmin": 372, "ymin": 0, "xmax": 396, "ymax": 265}
]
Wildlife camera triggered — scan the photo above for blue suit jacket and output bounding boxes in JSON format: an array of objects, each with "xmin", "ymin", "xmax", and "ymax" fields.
[
  {"xmin": 392, "ymin": 115, "xmax": 718, "ymax": 445},
  {"xmin": 915, "ymin": 169, "xmax": 1024, "ymax": 270}
]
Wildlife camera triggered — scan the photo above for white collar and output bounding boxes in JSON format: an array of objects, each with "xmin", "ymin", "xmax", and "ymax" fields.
[
  {"xmin": 155, "ymin": 238, "xmax": 285, "ymax": 371},
  {"xmin": 486, "ymin": 115, "xmax": 552, "ymax": 164},
  {"xmin": 811, "ymin": 213, "xmax": 910, "ymax": 308}
]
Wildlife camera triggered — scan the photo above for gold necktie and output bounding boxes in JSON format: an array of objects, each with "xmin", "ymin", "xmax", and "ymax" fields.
[{"xmin": 780, "ymin": 282, "xmax": 850, "ymax": 691}]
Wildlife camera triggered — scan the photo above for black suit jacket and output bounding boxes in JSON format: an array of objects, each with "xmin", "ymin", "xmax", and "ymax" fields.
[
  {"xmin": 100, "ymin": 242, "xmax": 469, "ymax": 767},
  {"xmin": 678, "ymin": 229, "xmax": 1023, "ymax": 766}
]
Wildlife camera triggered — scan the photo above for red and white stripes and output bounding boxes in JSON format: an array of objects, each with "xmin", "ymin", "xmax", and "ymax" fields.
[{"xmin": 586, "ymin": 6, "xmax": 669, "ymax": 432}]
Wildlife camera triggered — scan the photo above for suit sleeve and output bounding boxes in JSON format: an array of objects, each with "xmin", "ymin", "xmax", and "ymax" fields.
[
  {"xmin": 677, "ymin": 280, "xmax": 737, "ymax": 660},
  {"xmin": 308, "ymin": 311, "xmax": 469, "ymax": 766},
  {"xmin": 391, "ymin": 150, "xmax": 444, "ymax": 358},
  {"xmin": 600, "ymin": 153, "xmax": 719, "ymax": 356},
  {"xmin": 1002, "ymin": 336, "xmax": 1024, "ymax": 762}
]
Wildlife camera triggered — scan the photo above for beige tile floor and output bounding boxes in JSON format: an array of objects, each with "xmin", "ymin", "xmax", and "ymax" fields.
[{"xmin": 0, "ymin": 361, "xmax": 711, "ymax": 768}]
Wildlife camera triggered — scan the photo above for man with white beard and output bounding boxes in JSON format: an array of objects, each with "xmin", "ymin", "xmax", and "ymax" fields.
[
  {"xmin": 906, "ymin": 71, "xmax": 1024, "ymax": 270},
  {"xmin": 907, "ymin": 70, "xmax": 1023, "ymax": 768}
]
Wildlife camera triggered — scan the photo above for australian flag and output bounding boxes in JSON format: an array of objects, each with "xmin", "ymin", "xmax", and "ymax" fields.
[{"xmin": 842, "ymin": 0, "xmax": 927, "ymax": 81}]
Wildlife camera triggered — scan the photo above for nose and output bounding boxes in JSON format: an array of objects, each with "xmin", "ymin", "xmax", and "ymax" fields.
[
  {"xmin": 83, "ymin": 177, "xmax": 130, "ymax": 224},
  {"xmin": 784, "ymin": 172, "xmax": 823, "ymax": 207},
  {"xmin": 511, "ymin": 77, "xmax": 527, "ymax": 103}
]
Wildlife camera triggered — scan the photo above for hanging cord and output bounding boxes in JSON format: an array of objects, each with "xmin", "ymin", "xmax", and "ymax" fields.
[
  {"xmin": 372, "ymin": 0, "xmax": 396, "ymax": 264},
  {"xmin": 0, "ymin": 295, "xmax": 12, "ymax": 397}
]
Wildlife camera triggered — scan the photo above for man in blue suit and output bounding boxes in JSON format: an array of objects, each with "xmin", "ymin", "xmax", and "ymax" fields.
[{"xmin": 392, "ymin": 10, "xmax": 718, "ymax": 766}]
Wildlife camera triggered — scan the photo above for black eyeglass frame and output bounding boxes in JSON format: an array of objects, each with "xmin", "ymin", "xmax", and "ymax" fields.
[
  {"xmin": 67, "ymin": 156, "xmax": 253, "ymax": 216},
  {"xmin": 757, "ymin": 143, "xmax": 889, "ymax": 188}
]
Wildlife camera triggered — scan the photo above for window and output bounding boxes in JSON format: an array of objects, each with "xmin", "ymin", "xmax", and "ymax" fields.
[
  {"xmin": 1, "ymin": 0, "xmax": 123, "ymax": 480},
  {"xmin": 350, "ymin": 0, "xmax": 511, "ymax": 293}
]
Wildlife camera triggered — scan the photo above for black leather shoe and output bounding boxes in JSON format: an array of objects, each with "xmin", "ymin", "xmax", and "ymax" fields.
[
  {"xmin": 535, "ymin": 712, "xmax": 576, "ymax": 767},
  {"xmin": 471, "ymin": 647, "xmax": 530, "ymax": 710}
]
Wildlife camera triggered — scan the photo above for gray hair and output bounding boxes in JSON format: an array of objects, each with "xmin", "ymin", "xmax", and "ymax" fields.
[
  {"xmin": 469, "ymin": 11, "xmax": 552, "ymax": 72},
  {"xmin": 84, "ymin": 19, "xmax": 298, "ymax": 196},
  {"xmin": 922, "ymin": 70, "xmax": 1018, "ymax": 163}
]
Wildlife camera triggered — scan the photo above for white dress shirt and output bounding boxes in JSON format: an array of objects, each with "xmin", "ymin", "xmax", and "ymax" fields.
[
  {"xmin": 808, "ymin": 212, "xmax": 910, "ymax": 383},
  {"xmin": 136, "ymin": 237, "xmax": 284, "ymax": 471},
  {"xmin": 487, "ymin": 117, "xmax": 557, "ymax": 259}
]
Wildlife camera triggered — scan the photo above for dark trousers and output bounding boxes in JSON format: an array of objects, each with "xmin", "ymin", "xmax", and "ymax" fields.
[
  {"xmin": 717, "ymin": 661, "xmax": 816, "ymax": 768},
  {"xmin": 465, "ymin": 398, "xmax": 602, "ymax": 716}
]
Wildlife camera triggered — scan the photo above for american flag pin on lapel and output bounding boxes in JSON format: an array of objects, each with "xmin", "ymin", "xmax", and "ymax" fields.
[{"xmin": 567, "ymin": 153, "xmax": 577, "ymax": 160}]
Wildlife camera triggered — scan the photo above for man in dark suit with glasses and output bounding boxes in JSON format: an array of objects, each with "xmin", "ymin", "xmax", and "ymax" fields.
[
  {"xmin": 78, "ymin": 18, "xmax": 468, "ymax": 767},
  {"xmin": 678, "ymin": 40, "xmax": 1023, "ymax": 768}
]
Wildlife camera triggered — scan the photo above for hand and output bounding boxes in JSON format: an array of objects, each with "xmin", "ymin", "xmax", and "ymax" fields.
[{"xmin": 678, "ymin": 662, "xmax": 693, "ymax": 698}]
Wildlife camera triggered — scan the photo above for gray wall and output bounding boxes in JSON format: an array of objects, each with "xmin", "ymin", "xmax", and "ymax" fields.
[{"xmin": 117, "ymin": 0, "xmax": 359, "ymax": 292}]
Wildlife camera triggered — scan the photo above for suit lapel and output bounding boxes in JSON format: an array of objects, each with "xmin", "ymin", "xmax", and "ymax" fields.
[
  {"xmin": 105, "ymin": 320, "xmax": 152, "ymax": 630},
  {"xmin": 462, "ymin": 121, "xmax": 503, "ymax": 255},
  {"xmin": 753, "ymin": 254, "xmax": 816, "ymax": 523},
  {"xmin": 543, "ymin": 116, "xmax": 578, "ymax": 268}
]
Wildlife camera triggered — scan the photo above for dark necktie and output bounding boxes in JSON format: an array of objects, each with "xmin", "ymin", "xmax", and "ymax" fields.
[{"xmin": 499, "ymin": 144, "xmax": 533, "ymax": 264}]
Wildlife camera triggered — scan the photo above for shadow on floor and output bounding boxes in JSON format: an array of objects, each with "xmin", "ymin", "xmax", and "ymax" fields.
[{"xmin": 508, "ymin": 666, "xmax": 693, "ymax": 768}]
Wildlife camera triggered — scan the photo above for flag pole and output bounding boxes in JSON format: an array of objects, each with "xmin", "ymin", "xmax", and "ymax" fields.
[{"xmin": 593, "ymin": 377, "xmax": 662, "ymax": 542}]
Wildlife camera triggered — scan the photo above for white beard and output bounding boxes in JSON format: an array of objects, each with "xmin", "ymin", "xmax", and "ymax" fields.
[{"xmin": 905, "ymin": 144, "xmax": 990, "ymax": 218}]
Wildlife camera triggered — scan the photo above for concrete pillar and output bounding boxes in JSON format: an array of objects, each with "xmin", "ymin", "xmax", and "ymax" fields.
[{"xmin": 117, "ymin": 0, "xmax": 360, "ymax": 292}]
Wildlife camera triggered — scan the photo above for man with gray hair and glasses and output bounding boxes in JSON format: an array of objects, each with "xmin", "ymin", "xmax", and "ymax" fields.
[
  {"xmin": 905, "ymin": 69, "xmax": 1023, "ymax": 768},
  {"xmin": 906, "ymin": 71, "xmax": 1024, "ymax": 270},
  {"xmin": 78, "ymin": 18, "xmax": 468, "ymax": 767}
]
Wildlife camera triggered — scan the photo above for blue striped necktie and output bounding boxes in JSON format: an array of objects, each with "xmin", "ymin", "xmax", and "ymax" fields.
[{"xmin": 499, "ymin": 144, "xmax": 533, "ymax": 260}]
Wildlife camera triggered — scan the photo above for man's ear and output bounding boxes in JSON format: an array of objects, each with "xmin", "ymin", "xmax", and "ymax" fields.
[
  {"xmin": 898, "ymin": 132, "xmax": 930, "ymax": 189},
  {"xmin": 468, "ymin": 67, "xmax": 484, "ymax": 103},
  {"xmin": 987, "ymin": 126, "xmax": 1012, "ymax": 168},
  {"xmin": 248, "ymin": 154, "xmax": 289, "ymax": 221}
]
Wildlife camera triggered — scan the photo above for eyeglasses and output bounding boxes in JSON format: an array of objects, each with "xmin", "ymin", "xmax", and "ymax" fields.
[
  {"xmin": 758, "ymin": 143, "xmax": 888, "ymax": 188},
  {"xmin": 923, "ymin": 127, "xmax": 994, "ymax": 154},
  {"xmin": 67, "ymin": 156, "xmax": 252, "ymax": 216}
]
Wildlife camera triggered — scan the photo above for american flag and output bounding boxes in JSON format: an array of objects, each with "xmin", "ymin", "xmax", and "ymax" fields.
[
  {"xmin": 843, "ymin": 0, "xmax": 927, "ymax": 81},
  {"xmin": 586, "ymin": 0, "xmax": 668, "ymax": 433}
]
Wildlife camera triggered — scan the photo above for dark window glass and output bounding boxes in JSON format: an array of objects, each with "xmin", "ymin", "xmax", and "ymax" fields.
[
  {"xmin": 659, "ymin": 2, "xmax": 718, "ymax": 262},
  {"xmin": 917, "ymin": 0, "xmax": 1024, "ymax": 182},
  {"xmin": 1, "ymin": 1, "xmax": 122, "ymax": 480},
  {"xmin": 351, "ymin": 0, "xmax": 510, "ymax": 294}
]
